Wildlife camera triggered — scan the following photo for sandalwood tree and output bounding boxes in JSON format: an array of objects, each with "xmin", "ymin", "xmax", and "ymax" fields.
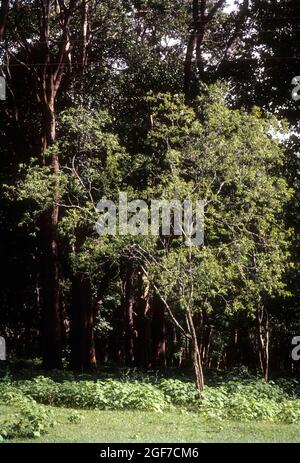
[{"xmin": 131, "ymin": 86, "xmax": 292, "ymax": 392}]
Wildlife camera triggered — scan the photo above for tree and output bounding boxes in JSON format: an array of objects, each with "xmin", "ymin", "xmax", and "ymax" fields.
[{"xmin": 130, "ymin": 86, "xmax": 292, "ymax": 390}]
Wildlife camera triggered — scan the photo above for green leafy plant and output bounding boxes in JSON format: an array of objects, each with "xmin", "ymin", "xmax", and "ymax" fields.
[
  {"xmin": 0, "ymin": 388, "xmax": 56, "ymax": 440},
  {"xmin": 67, "ymin": 411, "xmax": 84, "ymax": 424},
  {"xmin": 2, "ymin": 373, "xmax": 300, "ymax": 425}
]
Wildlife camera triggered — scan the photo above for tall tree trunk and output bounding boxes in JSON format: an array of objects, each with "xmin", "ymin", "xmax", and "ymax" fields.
[
  {"xmin": 186, "ymin": 308, "xmax": 204, "ymax": 393},
  {"xmin": 123, "ymin": 262, "xmax": 135, "ymax": 366},
  {"xmin": 257, "ymin": 306, "xmax": 269, "ymax": 381},
  {"xmin": 5, "ymin": 0, "xmax": 82, "ymax": 368},
  {"xmin": 135, "ymin": 270, "xmax": 151, "ymax": 368},
  {"xmin": 40, "ymin": 100, "xmax": 62, "ymax": 369},
  {"xmin": 202, "ymin": 326, "xmax": 212, "ymax": 368},
  {"xmin": 184, "ymin": 0, "xmax": 208, "ymax": 100},
  {"xmin": 184, "ymin": 31, "xmax": 198, "ymax": 101},
  {"xmin": 70, "ymin": 273, "xmax": 96, "ymax": 371},
  {"xmin": 81, "ymin": 0, "xmax": 90, "ymax": 70},
  {"xmin": 151, "ymin": 294, "xmax": 166, "ymax": 368},
  {"xmin": 225, "ymin": 326, "xmax": 239, "ymax": 369},
  {"xmin": 184, "ymin": 0, "xmax": 227, "ymax": 101}
]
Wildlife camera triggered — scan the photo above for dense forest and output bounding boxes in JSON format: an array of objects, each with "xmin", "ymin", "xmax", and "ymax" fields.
[{"xmin": 1, "ymin": 0, "xmax": 300, "ymax": 396}]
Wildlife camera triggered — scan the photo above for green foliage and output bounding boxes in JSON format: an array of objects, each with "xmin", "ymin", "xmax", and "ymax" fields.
[
  {"xmin": 16, "ymin": 376, "xmax": 169, "ymax": 412},
  {"xmin": 2, "ymin": 374, "xmax": 300, "ymax": 424},
  {"xmin": 67, "ymin": 411, "xmax": 84, "ymax": 424},
  {"xmin": 158, "ymin": 379, "xmax": 198, "ymax": 405},
  {"xmin": 0, "ymin": 386, "xmax": 56, "ymax": 440},
  {"xmin": 144, "ymin": 88, "xmax": 293, "ymax": 320}
]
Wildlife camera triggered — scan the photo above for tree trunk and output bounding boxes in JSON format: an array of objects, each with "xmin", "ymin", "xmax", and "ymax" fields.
[
  {"xmin": 184, "ymin": 31, "xmax": 197, "ymax": 101},
  {"xmin": 69, "ymin": 273, "xmax": 96, "ymax": 371},
  {"xmin": 123, "ymin": 262, "xmax": 135, "ymax": 366},
  {"xmin": 225, "ymin": 326, "xmax": 239, "ymax": 369},
  {"xmin": 202, "ymin": 326, "xmax": 213, "ymax": 368},
  {"xmin": 6, "ymin": 0, "xmax": 82, "ymax": 369},
  {"xmin": 151, "ymin": 294, "xmax": 166, "ymax": 368},
  {"xmin": 184, "ymin": 0, "xmax": 207, "ymax": 101},
  {"xmin": 134, "ymin": 270, "xmax": 151, "ymax": 368},
  {"xmin": 186, "ymin": 309, "xmax": 204, "ymax": 393},
  {"xmin": 257, "ymin": 306, "xmax": 269, "ymax": 381},
  {"xmin": 40, "ymin": 101, "xmax": 62, "ymax": 369}
]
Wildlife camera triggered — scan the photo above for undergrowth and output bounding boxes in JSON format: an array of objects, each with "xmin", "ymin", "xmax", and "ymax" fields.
[{"xmin": 1, "ymin": 369, "xmax": 300, "ymax": 431}]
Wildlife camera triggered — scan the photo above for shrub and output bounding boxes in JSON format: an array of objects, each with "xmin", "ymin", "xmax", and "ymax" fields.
[
  {"xmin": 17, "ymin": 377, "xmax": 169, "ymax": 412},
  {"xmin": 2, "ymin": 373, "xmax": 300, "ymax": 424},
  {"xmin": 158, "ymin": 379, "xmax": 199, "ymax": 406},
  {"xmin": 0, "ymin": 387, "xmax": 56, "ymax": 440},
  {"xmin": 276, "ymin": 401, "xmax": 300, "ymax": 424}
]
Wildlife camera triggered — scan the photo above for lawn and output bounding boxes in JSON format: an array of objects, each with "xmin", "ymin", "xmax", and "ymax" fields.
[{"xmin": 1, "ymin": 405, "xmax": 300, "ymax": 443}]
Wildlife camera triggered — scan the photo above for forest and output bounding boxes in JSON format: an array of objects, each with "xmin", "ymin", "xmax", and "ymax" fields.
[{"xmin": 1, "ymin": 0, "xmax": 300, "ymax": 443}]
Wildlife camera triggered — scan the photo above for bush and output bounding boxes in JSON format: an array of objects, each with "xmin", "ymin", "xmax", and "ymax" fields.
[
  {"xmin": 158, "ymin": 379, "xmax": 199, "ymax": 406},
  {"xmin": 276, "ymin": 401, "xmax": 300, "ymax": 424},
  {"xmin": 197, "ymin": 379, "xmax": 300, "ymax": 423},
  {"xmin": 2, "ymin": 373, "xmax": 300, "ymax": 424},
  {"xmin": 0, "ymin": 386, "xmax": 56, "ymax": 440},
  {"xmin": 17, "ymin": 376, "xmax": 169, "ymax": 412}
]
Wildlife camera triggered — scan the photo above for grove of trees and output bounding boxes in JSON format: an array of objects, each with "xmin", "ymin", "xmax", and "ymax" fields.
[{"xmin": 1, "ymin": 0, "xmax": 300, "ymax": 393}]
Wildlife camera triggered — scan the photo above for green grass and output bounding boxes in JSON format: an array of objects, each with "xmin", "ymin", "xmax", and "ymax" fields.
[{"xmin": 1, "ymin": 405, "xmax": 300, "ymax": 443}]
